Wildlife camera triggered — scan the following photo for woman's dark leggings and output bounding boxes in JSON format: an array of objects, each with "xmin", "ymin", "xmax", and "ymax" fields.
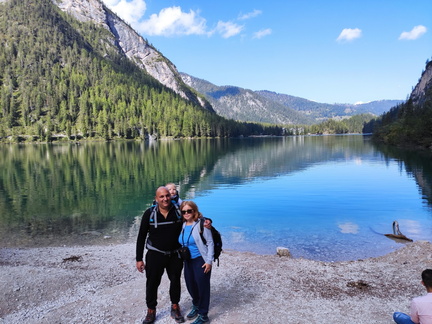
[{"xmin": 184, "ymin": 256, "xmax": 211, "ymax": 316}]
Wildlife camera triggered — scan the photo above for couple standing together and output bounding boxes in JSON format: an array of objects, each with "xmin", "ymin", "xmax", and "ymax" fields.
[{"xmin": 136, "ymin": 186, "xmax": 214, "ymax": 324}]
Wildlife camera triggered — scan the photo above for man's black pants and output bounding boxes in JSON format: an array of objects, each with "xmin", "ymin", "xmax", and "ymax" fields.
[{"xmin": 145, "ymin": 250, "xmax": 183, "ymax": 309}]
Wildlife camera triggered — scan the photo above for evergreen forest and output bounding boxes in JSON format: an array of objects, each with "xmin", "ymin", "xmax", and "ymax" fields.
[
  {"xmin": 367, "ymin": 60, "xmax": 432, "ymax": 149},
  {"xmin": 0, "ymin": 0, "xmax": 283, "ymax": 142},
  {"xmin": 285, "ymin": 113, "xmax": 375, "ymax": 136}
]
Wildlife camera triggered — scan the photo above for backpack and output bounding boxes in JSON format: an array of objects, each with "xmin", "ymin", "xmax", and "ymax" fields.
[
  {"xmin": 149, "ymin": 201, "xmax": 182, "ymax": 228},
  {"xmin": 199, "ymin": 217, "xmax": 223, "ymax": 266},
  {"xmin": 146, "ymin": 202, "xmax": 183, "ymax": 254}
]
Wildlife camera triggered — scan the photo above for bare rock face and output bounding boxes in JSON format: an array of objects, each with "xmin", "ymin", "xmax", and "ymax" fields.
[
  {"xmin": 410, "ymin": 61, "xmax": 432, "ymax": 107},
  {"xmin": 54, "ymin": 0, "xmax": 107, "ymax": 25},
  {"xmin": 52, "ymin": 0, "xmax": 211, "ymax": 110}
]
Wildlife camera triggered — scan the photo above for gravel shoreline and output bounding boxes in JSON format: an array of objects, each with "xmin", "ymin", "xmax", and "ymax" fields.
[{"xmin": 1, "ymin": 241, "xmax": 432, "ymax": 324}]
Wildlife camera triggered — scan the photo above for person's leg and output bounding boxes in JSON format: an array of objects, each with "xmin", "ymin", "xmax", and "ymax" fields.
[
  {"xmin": 183, "ymin": 258, "xmax": 200, "ymax": 320},
  {"xmin": 166, "ymin": 253, "xmax": 184, "ymax": 304},
  {"xmin": 183, "ymin": 259, "xmax": 199, "ymax": 305},
  {"xmin": 393, "ymin": 312, "xmax": 416, "ymax": 324},
  {"xmin": 145, "ymin": 251, "xmax": 165, "ymax": 309},
  {"xmin": 167, "ymin": 253, "xmax": 185, "ymax": 323},
  {"xmin": 193, "ymin": 257, "xmax": 211, "ymax": 318}
]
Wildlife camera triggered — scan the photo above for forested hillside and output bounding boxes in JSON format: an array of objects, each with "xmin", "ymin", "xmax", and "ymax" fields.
[
  {"xmin": 370, "ymin": 59, "xmax": 432, "ymax": 149},
  {"xmin": 0, "ymin": 0, "xmax": 281, "ymax": 141},
  {"xmin": 303, "ymin": 113, "xmax": 376, "ymax": 135}
]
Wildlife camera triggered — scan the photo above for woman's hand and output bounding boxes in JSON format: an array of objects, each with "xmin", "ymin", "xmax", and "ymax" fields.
[{"xmin": 202, "ymin": 263, "xmax": 212, "ymax": 273}]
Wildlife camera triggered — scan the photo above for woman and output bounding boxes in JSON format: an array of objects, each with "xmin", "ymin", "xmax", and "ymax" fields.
[{"xmin": 178, "ymin": 201, "xmax": 214, "ymax": 324}]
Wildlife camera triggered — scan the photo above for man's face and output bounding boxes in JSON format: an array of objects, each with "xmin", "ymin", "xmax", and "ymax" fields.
[{"xmin": 155, "ymin": 187, "xmax": 171, "ymax": 209}]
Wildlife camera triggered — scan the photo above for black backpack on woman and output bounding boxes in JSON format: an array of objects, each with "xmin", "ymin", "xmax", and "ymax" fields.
[{"xmin": 199, "ymin": 217, "xmax": 222, "ymax": 266}]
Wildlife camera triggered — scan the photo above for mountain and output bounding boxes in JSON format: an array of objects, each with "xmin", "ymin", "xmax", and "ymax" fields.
[
  {"xmin": 57, "ymin": 0, "xmax": 400, "ymax": 126},
  {"xmin": 0, "ymin": 0, "xmax": 283, "ymax": 141},
  {"xmin": 410, "ymin": 59, "xmax": 432, "ymax": 107},
  {"xmin": 181, "ymin": 73, "xmax": 401, "ymax": 125},
  {"xmin": 371, "ymin": 58, "xmax": 432, "ymax": 149},
  {"xmin": 51, "ymin": 0, "xmax": 213, "ymax": 112},
  {"xmin": 181, "ymin": 73, "xmax": 313, "ymax": 125},
  {"xmin": 257, "ymin": 91, "xmax": 401, "ymax": 118}
]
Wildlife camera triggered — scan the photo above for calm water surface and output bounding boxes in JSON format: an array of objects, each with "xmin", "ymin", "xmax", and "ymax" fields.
[{"xmin": 0, "ymin": 136, "xmax": 431, "ymax": 261}]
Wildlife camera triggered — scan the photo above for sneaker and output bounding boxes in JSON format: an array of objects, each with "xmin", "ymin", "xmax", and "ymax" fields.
[
  {"xmin": 171, "ymin": 304, "xmax": 185, "ymax": 323},
  {"xmin": 142, "ymin": 308, "xmax": 156, "ymax": 324},
  {"xmin": 191, "ymin": 314, "xmax": 209, "ymax": 324},
  {"xmin": 186, "ymin": 305, "xmax": 199, "ymax": 320}
]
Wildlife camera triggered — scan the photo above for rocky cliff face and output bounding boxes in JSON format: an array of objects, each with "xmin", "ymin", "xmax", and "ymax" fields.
[
  {"xmin": 410, "ymin": 60, "xmax": 432, "ymax": 107},
  {"xmin": 52, "ymin": 0, "xmax": 212, "ymax": 111}
]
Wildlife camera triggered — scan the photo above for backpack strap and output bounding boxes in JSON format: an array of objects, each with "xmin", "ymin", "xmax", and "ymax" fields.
[
  {"xmin": 149, "ymin": 202, "xmax": 182, "ymax": 228},
  {"xmin": 149, "ymin": 204, "xmax": 158, "ymax": 228},
  {"xmin": 199, "ymin": 218, "xmax": 207, "ymax": 245},
  {"xmin": 181, "ymin": 221, "xmax": 199, "ymax": 246},
  {"xmin": 146, "ymin": 239, "xmax": 179, "ymax": 255},
  {"xmin": 172, "ymin": 200, "xmax": 182, "ymax": 220}
]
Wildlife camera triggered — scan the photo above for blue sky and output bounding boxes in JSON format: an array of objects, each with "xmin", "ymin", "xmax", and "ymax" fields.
[{"xmin": 104, "ymin": 0, "xmax": 432, "ymax": 104}]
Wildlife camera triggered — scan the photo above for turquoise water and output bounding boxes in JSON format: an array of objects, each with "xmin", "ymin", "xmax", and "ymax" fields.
[
  {"xmin": 191, "ymin": 158, "xmax": 432, "ymax": 260},
  {"xmin": 0, "ymin": 136, "xmax": 431, "ymax": 261}
]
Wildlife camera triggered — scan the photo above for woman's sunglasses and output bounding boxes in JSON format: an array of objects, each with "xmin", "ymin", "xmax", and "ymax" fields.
[{"xmin": 181, "ymin": 209, "xmax": 194, "ymax": 215}]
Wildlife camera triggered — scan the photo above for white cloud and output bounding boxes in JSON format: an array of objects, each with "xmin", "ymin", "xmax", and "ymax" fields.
[
  {"xmin": 238, "ymin": 9, "xmax": 262, "ymax": 20},
  {"xmin": 137, "ymin": 7, "xmax": 207, "ymax": 36},
  {"xmin": 104, "ymin": 0, "xmax": 147, "ymax": 25},
  {"xmin": 253, "ymin": 28, "xmax": 272, "ymax": 39},
  {"xmin": 214, "ymin": 21, "xmax": 244, "ymax": 38},
  {"xmin": 105, "ymin": 1, "xmax": 247, "ymax": 38},
  {"xmin": 336, "ymin": 28, "xmax": 362, "ymax": 42},
  {"xmin": 399, "ymin": 25, "xmax": 427, "ymax": 40}
]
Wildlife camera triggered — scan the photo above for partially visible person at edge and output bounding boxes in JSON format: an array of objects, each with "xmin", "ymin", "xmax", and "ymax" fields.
[
  {"xmin": 136, "ymin": 186, "xmax": 185, "ymax": 324},
  {"xmin": 178, "ymin": 201, "xmax": 214, "ymax": 324},
  {"xmin": 166, "ymin": 183, "xmax": 183, "ymax": 205},
  {"xmin": 393, "ymin": 269, "xmax": 432, "ymax": 324}
]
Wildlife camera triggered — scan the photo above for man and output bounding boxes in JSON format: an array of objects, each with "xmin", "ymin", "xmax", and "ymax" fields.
[
  {"xmin": 136, "ymin": 186, "xmax": 185, "ymax": 324},
  {"xmin": 393, "ymin": 269, "xmax": 432, "ymax": 324}
]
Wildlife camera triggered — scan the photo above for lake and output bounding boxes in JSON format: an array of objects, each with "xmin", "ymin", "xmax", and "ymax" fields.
[{"xmin": 0, "ymin": 135, "xmax": 431, "ymax": 261}]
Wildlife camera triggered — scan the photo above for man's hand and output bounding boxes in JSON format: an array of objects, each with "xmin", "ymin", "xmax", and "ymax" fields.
[
  {"xmin": 136, "ymin": 261, "xmax": 145, "ymax": 273},
  {"xmin": 204, "ymin": 219, "xmax": 212, "ymax": 229}
]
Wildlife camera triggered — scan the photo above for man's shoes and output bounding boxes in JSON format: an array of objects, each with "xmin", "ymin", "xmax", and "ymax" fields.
[
  {"xmin": 186, "ymin": 305, "xmax": 199, "ymax": 320},
  {"xmin": 191, "ymin": 314, "xmax": 209, "ymax": 324},
  {"xmin": 142, "ymin": 308, "xmax": 156, "ymax": 324},
  {"xmin": 171, "ymin": 304, "xmax": 185, "ymax": 323}
]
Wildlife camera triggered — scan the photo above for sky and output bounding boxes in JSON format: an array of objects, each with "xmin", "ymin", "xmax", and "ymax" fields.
[{"xmin": 104, "ymin": 0, "xmax": 432, "ymax": 104}]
